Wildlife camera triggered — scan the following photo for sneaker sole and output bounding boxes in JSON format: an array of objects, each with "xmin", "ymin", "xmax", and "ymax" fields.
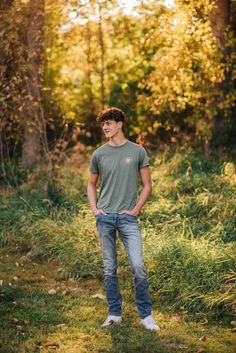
[
  {"xmin": 101, "ymin": 319, "xmax": 122, "ymax": 327},
  {"xmin": 140, "ymin": 322, "xmax": 160, "ymax": 331}
]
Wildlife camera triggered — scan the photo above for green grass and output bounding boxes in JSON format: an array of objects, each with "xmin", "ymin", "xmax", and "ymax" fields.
[
  {"xmin": 0, "ymin": 249, "xmax": 235, "ymax": 353},
  {"xmin": 0, "ymin": 147, "xmax": 235, "ymax": 319}
]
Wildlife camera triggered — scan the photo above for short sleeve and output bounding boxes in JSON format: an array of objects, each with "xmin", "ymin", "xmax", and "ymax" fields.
[
  {"xmin": 139, "ymin": 147, "xmax": 149, "ymax": 169},
  {"xmin": 89, "ymin": 153, "xmax": 99, "ymax": 174}
]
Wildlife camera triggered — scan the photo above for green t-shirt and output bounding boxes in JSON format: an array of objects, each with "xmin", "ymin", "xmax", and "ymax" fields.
[{"xmin": 89, "ymin": 140, "xmax": 149, "ymax": 213}]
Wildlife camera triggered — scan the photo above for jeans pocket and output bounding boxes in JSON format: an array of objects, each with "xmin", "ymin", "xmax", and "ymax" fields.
[
  {"xmin": 126, "ymin": 213, "xmax": 137, "ymax": 218},
  {"xmin": 95, "ymin": 214, "xmax": 107, "ymax": 218},
  {"xmin": 95, "ymin": 214, "xmax": 107, "ymax": 224},
  {"xmin": 121, "ymin": 213, "xmax": 137, "ymax": 221}
]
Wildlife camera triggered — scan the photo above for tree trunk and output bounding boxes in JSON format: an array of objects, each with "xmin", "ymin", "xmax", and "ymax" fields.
[
  {"xmin": 86, "ymin": 22, "xmax": 95, "ymax": 115},
  {"xmin": 98, "ymin": 3, "xmax": 105, "ymax": 111},
  {"xmin": 209, "ymin": 0, "xmax": 231, "ymax": 48},
  {"xmin": 0, "ymin": 0, "xmax": 15, "ymax": 169},
  {"xmin": 21, "ymin": 0, "xmax": 45, "ymax": 166},
  {"xmin": 208, "ymin": 0, "xmax": 231, "ymax": 145}
]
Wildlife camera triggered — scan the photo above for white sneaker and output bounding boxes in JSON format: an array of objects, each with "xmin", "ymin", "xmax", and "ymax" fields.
[
  {"xmin": 140, "ymin": 315, "xmax": 160, "ymax": 331},
  {"xmin": 101, "ymin": 315, "xmax": 122, "ymax": 327}
]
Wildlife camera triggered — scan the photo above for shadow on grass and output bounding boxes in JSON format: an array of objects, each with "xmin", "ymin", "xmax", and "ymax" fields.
[
  {"xmin": 0, "ymin": 284, "xmax": 67, "ymax": 353},
  {"xmin": 108, "ymin": 319, "xmax": 192, "ymax": 353},
  {"xmin": 109, "ymin": 323, "xmax": 165, "ymax": 353}
]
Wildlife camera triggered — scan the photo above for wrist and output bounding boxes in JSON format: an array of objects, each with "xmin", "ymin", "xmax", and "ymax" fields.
[
  {"xmin": 92, "ymin": 207, "xmax": 98, "ymax": 215},
  {"xmin": 133, "ymin": 206, "xmax": 141, "ymax": 215}
]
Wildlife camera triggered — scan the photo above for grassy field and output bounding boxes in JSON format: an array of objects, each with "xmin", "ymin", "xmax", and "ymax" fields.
[
  {"xmin": 0, "ymin": 247, "xmax": 235, "ymax": 353},
  {"xmin": 0, "ymin": 147, "xmax": 236, "ymax": 352}
]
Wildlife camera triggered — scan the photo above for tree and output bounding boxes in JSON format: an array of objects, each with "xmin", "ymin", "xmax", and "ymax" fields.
[
  {"xmin": 98, "ymin": 1, "xmax": 105, "ymax": 110},
  {"xmin": 208, "ymin": 0, "xmax": 234, "ymax": 146},
  {"xmin": 21, "ymin": 0, "xmax": 46, "ymax": 166},
  {"xmin": 138, "ymin": 0, "xmax": 235, "ymax": 146},
  {"xmin": 0, "ymin": 0, "xmax": 20, "ymax": 170},
  {"xmin": 209, "ymin": 0, "xmax": 231, "ymax": 48}
]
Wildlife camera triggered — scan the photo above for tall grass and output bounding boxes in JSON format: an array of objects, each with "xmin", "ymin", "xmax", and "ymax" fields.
[{"xmin": 0, "ymin": 148, "xmax": 235, "ymax": 315}]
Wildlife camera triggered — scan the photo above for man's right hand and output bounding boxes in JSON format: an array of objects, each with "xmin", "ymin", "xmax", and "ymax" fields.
[{"xmin": 93, "ymin": 209, "xmax": 107, "ymax": 216}]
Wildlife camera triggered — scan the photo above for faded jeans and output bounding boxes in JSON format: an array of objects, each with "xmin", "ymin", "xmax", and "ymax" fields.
[{"xmin": 96, "ymin": 213, "xmax": 152, "ymax": 319}]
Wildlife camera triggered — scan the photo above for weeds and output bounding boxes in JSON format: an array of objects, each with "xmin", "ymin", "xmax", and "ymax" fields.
[{"xmin": 1, "ymin": 148, "xmax": 236, "ymax": 316}]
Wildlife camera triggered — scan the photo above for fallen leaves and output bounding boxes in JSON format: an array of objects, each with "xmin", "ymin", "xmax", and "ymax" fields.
[
  {"xmin": 80, "ymin": 335, "xmax": 91, "ymax": 341},
  {"xmin": 34, "ymin": 343, "xmax": 43, "ymax": 350},
  {"xmin": 34, "ymin": 340, "xmax": 59, "ymax": 350},
  {"xmin": 16, "ymin": 325, "xmax": 23, "ymax": 331},
  {"xmin": 199, "ymin": 319, "xmax": 208, "ymax": 325},
  {"xmin": 44, "ymin": 340, "xmax": 59, "ymax": 349},
  {"xmin": 178, "ymin": 344, "xmax": 188, "ymax": 350},
  {"xmin": 12, "ymin": 318, "xmax": 30, "ymax": 337},
  {"xmin": 196, "ymin": 349, "xmax": 205, "ymax": 353},
  {"xmin": 91, "ymin": 293, "xmax": 105, "ymax": 300},
  {"xmin": 56, "ymin": 323, "xmax": 67, "ymax": 329},
  {"xmin": 48, "ymin": 288, "xmax": 57, "ymax": 295},
  {"xmin": 171, "ymin": 314, "xmax": 187, "ymax": 322},
  {"xmin": 199, "ymin": 335, "xmax": 207, "ymax": 341}
]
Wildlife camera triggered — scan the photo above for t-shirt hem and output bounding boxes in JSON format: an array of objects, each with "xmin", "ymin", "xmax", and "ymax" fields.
[
  {"xmin": 139, "ymin": 163, "xmax": 149, "ymax": 169},
  {"xmin": 89, "ymin": 168, "xmax": 99, "ymax": 174},
  {"xmin": 97, "ymin": 207, "xmax": 136, "ymax": 213}
]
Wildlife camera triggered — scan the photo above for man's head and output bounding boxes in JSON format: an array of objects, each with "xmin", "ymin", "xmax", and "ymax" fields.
[{"xmin": 97, "ymin": 107, "xmax": 126, "ymax": 139}]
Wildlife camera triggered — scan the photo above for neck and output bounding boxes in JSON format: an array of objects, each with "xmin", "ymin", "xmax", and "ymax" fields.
[{"xmin": 108, "ymin": 133, "xmax": 127, "ymax": 147}]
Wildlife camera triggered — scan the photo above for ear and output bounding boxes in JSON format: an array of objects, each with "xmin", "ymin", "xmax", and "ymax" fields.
[{"xmin": 118, "ymin": 121, "xmax": 123, "ymax": 129}]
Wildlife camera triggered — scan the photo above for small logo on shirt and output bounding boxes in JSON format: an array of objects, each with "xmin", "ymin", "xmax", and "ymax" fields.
[{"xmin": 125, "ymin": 157, "xmax": 133, "ymax": 164}]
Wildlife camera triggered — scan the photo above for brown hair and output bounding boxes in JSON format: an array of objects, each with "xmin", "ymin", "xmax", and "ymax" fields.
[{"xmin": 96, "ymin": 107, "xmax": 126, "ymax": 130}]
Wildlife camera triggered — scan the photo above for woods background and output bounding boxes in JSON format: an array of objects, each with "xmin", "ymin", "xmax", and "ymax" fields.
[
  {"xmin": 0, "ymin": 0, "xmax": 235, "ymax": 171},
  {"xmin": 0, "ymin": 2, "xmax": 236, "ymax": 352}
]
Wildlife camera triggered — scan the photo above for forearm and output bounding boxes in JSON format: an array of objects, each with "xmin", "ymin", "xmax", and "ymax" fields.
[
  {"xmin": 87, "ymin": 183, "xmax": 97, "ymax": 214},
  {"xmin": 133, "ymin": 184, "xmax": 152, "ymax": 214}
]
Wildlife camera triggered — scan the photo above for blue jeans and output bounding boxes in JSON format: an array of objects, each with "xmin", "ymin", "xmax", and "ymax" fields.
[{"xmin": 96, "ymin": 213, "xmax": 152, "ymax": 319}]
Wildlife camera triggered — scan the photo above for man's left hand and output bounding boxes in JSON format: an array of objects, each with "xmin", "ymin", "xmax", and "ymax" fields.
[{"xmin": 118, "ymin": 209, "xmax": 139, "ymax": 217}]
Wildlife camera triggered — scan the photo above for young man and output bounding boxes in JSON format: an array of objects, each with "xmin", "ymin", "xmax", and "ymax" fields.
[{"xmin": 87, "ymin": 107, "xmax": 160, "ymax": 331}]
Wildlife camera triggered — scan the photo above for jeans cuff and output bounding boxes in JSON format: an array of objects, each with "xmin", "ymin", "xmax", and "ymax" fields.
[
  {"xmin": 140, "ymin": 312, "xmax": 152, "ymax": 319},
  {"xmin": 109, "ymin": 312, "xmax": 122, "ymax": 317}
]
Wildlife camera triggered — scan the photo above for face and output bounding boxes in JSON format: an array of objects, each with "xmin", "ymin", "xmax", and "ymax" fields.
[{"xmin": 102, "ymin": 119, "xmax": 123, "ymax": 138}]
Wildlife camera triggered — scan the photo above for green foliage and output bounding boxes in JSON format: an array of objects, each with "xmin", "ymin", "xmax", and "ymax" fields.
[
  {"xmin": 43, "ymin": 0, "xmax": 235, "ymax": 146},
  {"xmin": 138, "ymin": 0, "xmax": 235, "ymax": 143},
  {"xmin": 0, "ymin": 162, "xmax": 103, "ymax": 278},
  {"xmin": 0, "ymin": 160, "xmax": 28, "ymax": 187},
  {"xmin": 140, "ymin": 147, "xmax": 236, "ymax": 314},
  {"xmin": 1, "ymin": 0, "xmax": 235, "ymax": 162}
]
